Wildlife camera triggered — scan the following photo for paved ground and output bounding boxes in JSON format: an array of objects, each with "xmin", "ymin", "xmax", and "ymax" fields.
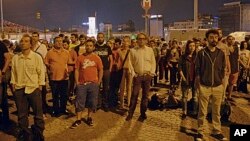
[{"xmin": 1, "ymin": 82, "xmax": 250, "ymax": 141}]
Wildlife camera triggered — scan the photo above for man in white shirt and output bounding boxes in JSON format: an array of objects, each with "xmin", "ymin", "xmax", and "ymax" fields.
[
  {"xmin": 11, "ymin": 34, "xmax": 45, "ymax": 141},
  {"xmin": 126, "ymin": 33, "xmax": 156, "ymax": 122},
  {"xmin": 32, "ymin": 32, "xmax": 48, "ymax": 117}
]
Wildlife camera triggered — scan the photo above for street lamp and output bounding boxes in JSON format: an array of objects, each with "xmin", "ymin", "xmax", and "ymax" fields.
[
  {"xmin": 141, "ymin": 0, "xmax": 151, "ymax": 35},
  {"xmin": 36, "ymin": 12, "xmax": 47, "ymax": 40}
]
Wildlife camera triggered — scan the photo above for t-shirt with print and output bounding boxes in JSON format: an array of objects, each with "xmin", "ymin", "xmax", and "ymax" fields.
[
  {"xmin": 75, "ymin": 53, "xmax": 103, "ymax": 84},
  {"xmin": 94, "ymin": 43, "xmax": 112, "ymax": 70},
  {"xmin": 0, "ymin": 42, "xmax": 8, "ymax": 70}
]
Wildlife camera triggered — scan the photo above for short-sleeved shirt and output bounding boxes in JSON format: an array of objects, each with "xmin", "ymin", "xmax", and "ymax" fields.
[
  {"xmin": 45, "ymin": 48, "xmax": 70, "ymax": 81},
  {"xmin": 94, "ymin": 43, "xmax": 112, "ymax": 70},
  {"xmin": 0, "ymin": 42, "xmax": 8, "ymax": 70},
  {"xmin": 68, "ymin": 49, "xmax": 78, "ymax": 72},
  {"xmin": 75, "ymin": 53, "xmax": 103, "ymax": 84}
]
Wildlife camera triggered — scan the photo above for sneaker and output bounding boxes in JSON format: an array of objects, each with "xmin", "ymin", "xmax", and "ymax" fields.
[
  {"xmin": 87, "ymin": 117, "xmax": 93, "ymax": 126},
  {"xmin": 211, "ymin": 133, "xmax": 227, "ymax": 141},
  {"xmin": 196, "ymin": 133, "xmax": 203, "ymax": 141},
  {"xmin": 70, "ymin": 120, "xmax": 81, "ymax": 129}
]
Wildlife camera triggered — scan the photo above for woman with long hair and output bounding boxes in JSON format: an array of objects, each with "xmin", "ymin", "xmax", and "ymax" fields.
[{"xmin": 178, "ymin": 40, "xmax": 197, "ymax": 119}]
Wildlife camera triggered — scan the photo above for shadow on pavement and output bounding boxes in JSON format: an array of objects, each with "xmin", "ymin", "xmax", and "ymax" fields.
[
  {"xmin": 180, "ymin": 126, "xmax": 197, "ymax": 139},
  {"xmin": 0, "ymin": 119, "xmax": 18, "ymax": 139}
]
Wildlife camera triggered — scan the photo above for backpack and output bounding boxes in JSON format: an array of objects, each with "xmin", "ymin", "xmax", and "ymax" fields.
[
  {"xmin": 165, "ymin": 89, "xmax": 181, "ymax": 108},
  {"xmin": 220, "ymin": 99, "xmax": 231, "ymax": 122},
  {"xmin": 207, "ymin": 98, "xmax": 231, "ymax": 122}
]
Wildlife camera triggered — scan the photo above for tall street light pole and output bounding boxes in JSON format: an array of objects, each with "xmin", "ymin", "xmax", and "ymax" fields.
[
  {"xmin": 194, "ymin": 0, "xmax": 198, "ymax": 30},
  {"xmin": 0, "ymin": 0, "xmax": 4, "ymax": 39},
  {"xmin": 142, "ymin": 0, "xmax": 151, "ymax": 35}
]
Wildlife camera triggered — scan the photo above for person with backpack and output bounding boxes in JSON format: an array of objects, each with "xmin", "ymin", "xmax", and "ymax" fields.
[{"xmin": 195, "ymin": 29, "xmax": 227, "ymax": 141}]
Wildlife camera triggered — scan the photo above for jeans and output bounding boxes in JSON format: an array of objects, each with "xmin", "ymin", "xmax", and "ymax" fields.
[
  {"xmin": 50, "ymin": 80, "xmax": 68, "ymax": 114},
  {"xmin": 0, "ymin": 69, "xmax": 11, "ymax": 123},
  {"xmin": 98, "ymin": 70, "xmax": 110, "ymax": 108},
  {"xmin": 128, "ymin": 74, "xmax": 152, "ymax": 116},
  {"xmin": 109, "ymin": 71, "xmax": 121, "ymax": 107},
  {"xmin": 169, "ymin": 61, "xmax": 178, "ymax": 86},
  {"xmin": 14, "ymin": 88, "xmax": 44, "ymax": 133},
  {"xmin": 181, "ymin": 81, "xmax": 197, "ymax": 114},
  {"xmin": 0, "ymin": 81, "xmax": 9, "ymax": 123}
]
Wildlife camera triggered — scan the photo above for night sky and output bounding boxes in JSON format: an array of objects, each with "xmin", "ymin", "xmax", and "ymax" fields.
[{"xmin": 3, "ymin": 0, "xmax": 237, "ymax": 30}]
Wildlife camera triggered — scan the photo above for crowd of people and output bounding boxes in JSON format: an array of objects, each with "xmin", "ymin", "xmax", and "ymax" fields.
[{"xmin": 1, "ymin": 28, "xmax": 250, "ymax": 141}]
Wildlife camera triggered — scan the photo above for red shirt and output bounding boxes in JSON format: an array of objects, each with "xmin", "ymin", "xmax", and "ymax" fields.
[{"xmin": 75, "ymin": 53, "xmax": 103, "ymax": 84}]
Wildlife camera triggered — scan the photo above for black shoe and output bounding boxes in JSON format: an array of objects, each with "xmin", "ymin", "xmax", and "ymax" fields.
[
  {"xmin": 16, "ymin": 130, "xmax": 33, "ymax": 141},
  {"xmin": 125, "ymin": 114, "xmax": 133, "ymax": 121},
  {"xmin": 103, "ymin": 107, "xmax": 109, "ymax": 112},
  {"xmin": 138, "ymin": 114, "xmax": 147, "ymax": 122},
  {"xmin": 70, "ymin": 120, "xmax": 82, "ymax": 129},
  {"xmin": 52, "ymin": 111, "xmax": 61, "ymax": 117},
  {"xmin": 86, "ymin": 117, "xmax": 94, "ymax": 126},
  {"xmin": 31, "ymin": 125, "xmax": 44, "ymax": 141},
  {"xmin": 211, "ymin": 133, "xmax": 227, "ymax": 141},
  {"xmin": 196, "ymin": 133, "xmax": 203, "ymax": 141},
  {"xmin": 181, "ymin": 114, "xmax": 187, "ymax": 120}
]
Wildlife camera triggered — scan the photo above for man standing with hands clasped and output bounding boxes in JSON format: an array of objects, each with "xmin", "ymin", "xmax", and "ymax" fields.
[
  {"xmin": 195, "ymin": 29, "xmax": 227, "ymax": 141},
  {"xmin": 126, "ymin": 33, "xmax": 156, "ymax": 122},
  {"xmin": 71, "ymin": 39, "xmax": 103, "ymax": 128}
]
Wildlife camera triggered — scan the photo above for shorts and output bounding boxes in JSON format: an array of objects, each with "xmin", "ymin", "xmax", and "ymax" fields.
[
  {"xmin": 229, "ymin": 72, "xmax": 239, "ymax": 85},
  {"xmin": 75, "ymin": 83, "xmax": 99, "ymax": 112}
]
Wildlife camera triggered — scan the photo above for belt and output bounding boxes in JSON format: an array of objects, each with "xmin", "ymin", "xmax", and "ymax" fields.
[
  {"xmin": 136, "ymin": 73, "xmax": 150, "ymax": 77},
  {"xmin": 82, "ymin": 82, "xmax": 93, "ymax": 85}
]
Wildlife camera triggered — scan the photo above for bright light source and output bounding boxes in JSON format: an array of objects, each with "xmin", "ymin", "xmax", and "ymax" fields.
[{"xmin": 82, "ymin": 22, "xmax": 89, "ymax": 25}]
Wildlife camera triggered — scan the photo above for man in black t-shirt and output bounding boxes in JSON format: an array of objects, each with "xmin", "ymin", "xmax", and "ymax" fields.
[
  {"xmin": 94, "ymin": 32, "xmax": 113, "ymax": 111},
  {"xmin": 0, "ymin": 41, "xmax": 11, "ymax": 126},
  {"xmin": 227, "ymin": 35, "xmax": 239, "ymax": 100}
]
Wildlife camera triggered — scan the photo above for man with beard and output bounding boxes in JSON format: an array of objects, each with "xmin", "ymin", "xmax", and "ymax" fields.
[
  {"xmin": 195, "ymin": 29, "xmax": 227, "ymax": 141},
  {"xmin": 94, "ymin": 32, "xmax": 113, "ymax": 112},
  {"xmin": 71, "ymin": 39, "xmax": 103, "ymax": 128}
]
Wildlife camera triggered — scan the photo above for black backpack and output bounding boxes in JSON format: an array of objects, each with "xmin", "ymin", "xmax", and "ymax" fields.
[
  {"xmin": 220, "ymin": 99, "xmax": 231, "ymax": 122},
  {"xmin": 207, "ymin": 98, "xmax": 231, "ymax": 122}
]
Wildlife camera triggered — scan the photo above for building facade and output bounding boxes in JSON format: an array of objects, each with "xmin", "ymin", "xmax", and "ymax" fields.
[
  {"xmin": 219, "ymin": 1, "xmax": 250, "ymax": 35},
  {"xmin": 170, "ymin": 14, "xmax": 219, "ymax": 30},
  {"xmin": 149, "ymin": 15, "xmax": 164, "ymax": 38}
]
